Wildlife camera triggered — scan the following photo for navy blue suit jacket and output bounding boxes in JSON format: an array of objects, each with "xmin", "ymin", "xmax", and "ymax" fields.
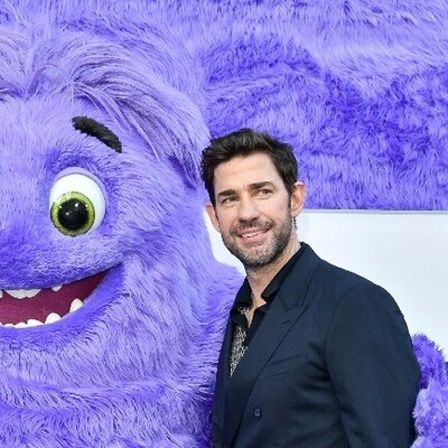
[{"xmin": 212, "ymin": 244, "xmax": 420, "ymax": 448}]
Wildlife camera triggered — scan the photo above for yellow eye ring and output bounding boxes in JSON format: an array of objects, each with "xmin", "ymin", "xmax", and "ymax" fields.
[
  {"xmin": 50, "ymin": 192, "xmax": 95, "ymax": 236},
  {"xmin": 49, "ymin": 172, "xmax": 106, "ymax": 237}
]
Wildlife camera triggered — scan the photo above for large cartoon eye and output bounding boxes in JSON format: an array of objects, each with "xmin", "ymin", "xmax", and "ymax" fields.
[{"xmin": 49, "ymin": 173, "xmax": 106, "ymax": 236}]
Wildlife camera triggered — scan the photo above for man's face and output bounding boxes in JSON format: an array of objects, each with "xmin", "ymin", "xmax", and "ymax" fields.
[{"xmin": 206, "ymin": 153, "xmax": 305, "ymax": 270}]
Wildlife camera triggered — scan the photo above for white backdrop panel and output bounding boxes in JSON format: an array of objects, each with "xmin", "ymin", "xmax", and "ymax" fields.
[{"xmin": 206, "ymin": 211, "xmax": 448, "ymax": 353}]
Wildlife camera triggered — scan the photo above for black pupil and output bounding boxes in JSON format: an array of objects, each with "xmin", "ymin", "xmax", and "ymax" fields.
[{"xmin": 58, "ymin": 198, "xmax": 89, "ymax": 231}]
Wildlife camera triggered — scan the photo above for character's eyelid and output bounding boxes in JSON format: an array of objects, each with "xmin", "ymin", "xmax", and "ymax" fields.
[
  {"xmin": 52, "ymin": 167, "xmax": 108, "ymax": 202},
  {"xmin": 72, "ymin": 116, "xmax": 122, "ymax": 153}
]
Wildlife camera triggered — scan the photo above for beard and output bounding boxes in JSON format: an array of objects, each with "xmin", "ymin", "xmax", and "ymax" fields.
[{"xmin": 221, "ymin": 214, "xmax": 295, "ymax": 270}]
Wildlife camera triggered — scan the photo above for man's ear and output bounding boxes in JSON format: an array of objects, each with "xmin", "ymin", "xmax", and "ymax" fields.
[
  {"xmin": 206, "ymin": 202, "xmax": 221, "ymax": 232},
  {"xmin": 290, "ymin": 182, "xmax": 306, "ymax": 217}
]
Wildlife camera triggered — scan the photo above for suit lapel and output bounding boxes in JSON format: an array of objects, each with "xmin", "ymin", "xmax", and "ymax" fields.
[{"xmin": 223, "ymin": 244, "xmax": 321, "ymax": 447}]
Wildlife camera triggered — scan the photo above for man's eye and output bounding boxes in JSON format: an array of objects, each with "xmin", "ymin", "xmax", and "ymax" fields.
[
  {"xmin": 222, "ymin": 196, "xmax": 238, "ymax": 205},
  {"xmin": 257, "ymin": 189, "xmax": 272, "ymax": 196}
]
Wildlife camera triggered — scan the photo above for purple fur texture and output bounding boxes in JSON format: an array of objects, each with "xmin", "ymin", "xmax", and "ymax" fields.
[
  {"xmin": 146, "ymin": 0, "xmax": 447, "ymax": 210},
  {"xmin": 0, "ymin": 5, "xmax": 241, "ymax": 447},
  {"xmin": 412, "ymin": 335, "xmax": 448, "ymax": 447},
  {"xmin": 6, "ymin": 0, "xmax": 448, "ymax": 209}
]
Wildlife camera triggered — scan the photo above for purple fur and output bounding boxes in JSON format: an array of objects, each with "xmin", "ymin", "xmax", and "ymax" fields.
[
  {"xmin": 412, "ymin": 335, "xmax": 448, "ymax": 447},
  {"xmin": 0, "ymin": 5, "xmax": 241, "ymax": 447},
  {"xmin": 144, "ymin": 0, "xmax": 448, "ymax": 210},
  {"xmin": 413, "ymin": 334, "xmax": 448, "ymax": 390},
  {"xmin": 7, "ymin": 0, "xmax": 448, "ymax": 209}
]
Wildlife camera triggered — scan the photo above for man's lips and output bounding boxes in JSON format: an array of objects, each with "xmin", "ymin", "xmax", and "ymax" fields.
[
  {"xmin": 238, "ymin": 229, "xmax": 266, "ymax": 239},
  {"xmin": 234, "ymin": 222, "xmax": 272, "ymax": 239},
  {"xmin": 0, "ymin": 272, "xmax": 106, "ymax": 327}
]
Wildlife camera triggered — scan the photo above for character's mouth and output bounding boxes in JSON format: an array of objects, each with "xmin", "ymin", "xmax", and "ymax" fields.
[{"xmin": 0, "ymin": 272, "xmax": 106, "ymax": 328}]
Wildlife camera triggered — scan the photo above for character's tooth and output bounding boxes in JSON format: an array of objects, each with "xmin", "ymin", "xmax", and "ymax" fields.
[
  {"xmin": 51, "ymin": 285, "xmax": 62, "ymax": 292},
  {"xmin": 27, "ymin": 319, "xmax": 43, "ymax": 327},
  {"xmin": 45, "ymin": 312, "xmax": 61, "ymax": 324},
  {"xmin": 4, "ymin": 323, "xmax": 14, "ymax": 327},
  {"xmin": 26, "ymin": 289, "xmax": 41, "ymax": 298},
  {"xmin": 14, "ymin": 322, "xmax": 27, "ymax": 328},
  {"xmin": 0, "ymin": 290, "xmax": 3, "ymax": 298},
  {"xmin": 5, "ymin": 289, "xmax": 27, "ymax": 299},
  {"xmin": 69, "ymin": 298, "xmax": 83, "ymax": 313},
  {"xmin": 5, "ymin": 289, "xmax": 41, "ymax": 299}
]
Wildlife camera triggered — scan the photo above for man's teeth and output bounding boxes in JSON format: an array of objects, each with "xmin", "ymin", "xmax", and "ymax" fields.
[
  {"xmin": 242, "ymin": 231, "xmax": 262, "ymax": 238},
  {"xmin": 0, "ymin": 298, "xmax": 83, "ymax": 328}
]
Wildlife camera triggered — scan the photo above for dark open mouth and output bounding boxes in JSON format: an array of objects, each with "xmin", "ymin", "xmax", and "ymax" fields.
[{"xmin": 0, "ymin": 272, "xmax": 106, "ymax": 328}]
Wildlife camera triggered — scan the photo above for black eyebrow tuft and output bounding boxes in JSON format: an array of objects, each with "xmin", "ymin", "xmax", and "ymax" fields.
[{"xmin": 72, "ymin": 116, "xmax": 122, "ymax": 153}]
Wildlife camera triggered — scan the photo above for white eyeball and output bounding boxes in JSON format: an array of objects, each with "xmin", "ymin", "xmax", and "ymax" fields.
[{"xmin": 49, "ymin": 173, "xmax": 106, "ymax": 236}]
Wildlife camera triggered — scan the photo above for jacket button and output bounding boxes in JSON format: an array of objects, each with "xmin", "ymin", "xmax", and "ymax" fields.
[{"xmin": 253, "ymin": 408, "xmax": 261, "ymax": 418}]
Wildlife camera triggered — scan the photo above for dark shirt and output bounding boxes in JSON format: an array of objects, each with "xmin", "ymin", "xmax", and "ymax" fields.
[{"xmin": 229, "ymin": 246, "xmax": 305, "ymax": 374}]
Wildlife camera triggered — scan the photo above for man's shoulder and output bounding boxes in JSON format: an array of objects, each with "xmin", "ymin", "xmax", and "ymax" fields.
[{"xmin": 299, "ymin": 243, "xmax": 390, "ymax": 298}]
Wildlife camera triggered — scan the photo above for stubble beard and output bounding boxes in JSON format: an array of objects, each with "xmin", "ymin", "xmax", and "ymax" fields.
[{"xmin": 221, "ymin": 215, "xmax": 295, "ymax": 271}]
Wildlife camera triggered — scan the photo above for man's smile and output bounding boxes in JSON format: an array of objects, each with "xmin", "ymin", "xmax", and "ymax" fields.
[
  {"xmin": 240, "ymin": 230, "xmax": 264, "ymax": 238},
  {"xmin": 237, "ymin": 228, "xmax": 269, "ymax": 245}
]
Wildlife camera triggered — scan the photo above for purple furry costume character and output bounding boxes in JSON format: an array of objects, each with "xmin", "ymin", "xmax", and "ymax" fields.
[
  {"xmin": 0, "ymin": 2, "xmax": 240, "ymax": 447},
  {"xmin": 0, "ymin": 0, "xmax": 446, "ymax": 446}
]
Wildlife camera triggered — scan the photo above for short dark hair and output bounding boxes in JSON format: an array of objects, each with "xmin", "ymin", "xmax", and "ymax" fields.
[{"xmin": 201, "ymin": 128, "xmax": 298, "ymax": 205}]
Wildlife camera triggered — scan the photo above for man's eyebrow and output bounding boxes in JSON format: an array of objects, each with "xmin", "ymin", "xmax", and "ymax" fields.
[
  {"xmin": 216, "ymin": 181, "xmax": 275, "ymax": 198},
  {"xmin": 72, "ymin": 116, "xmax": 122, "ymax": 153},
  {"xmin": 249, "ymin": 181, "xmax": 275, "ymax": 190}
]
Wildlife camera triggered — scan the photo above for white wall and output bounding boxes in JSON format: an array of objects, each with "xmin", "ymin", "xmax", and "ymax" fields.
[{"xmin": 206, "ymin": 210, "xmax": 448, "ymax": 353}]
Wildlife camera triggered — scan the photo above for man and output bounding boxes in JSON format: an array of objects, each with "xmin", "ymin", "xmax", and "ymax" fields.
[{"xmin": 201, "ymin": 128, "xmax": 420, "ymax": 448}]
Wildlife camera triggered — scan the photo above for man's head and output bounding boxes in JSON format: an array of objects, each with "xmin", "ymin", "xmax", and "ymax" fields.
[
  {"xmin": 202, "ymin": 129, "xmax": 306, "ymax": 271},
  {"xmin": 201, "ymin": 128, "xmax": 299, "ymax": 206}
]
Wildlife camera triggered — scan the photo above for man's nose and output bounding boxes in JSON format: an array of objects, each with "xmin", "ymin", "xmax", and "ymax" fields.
[{"xmin": 237, "ymin": 197, "xmax": 260, "ymax": 221}]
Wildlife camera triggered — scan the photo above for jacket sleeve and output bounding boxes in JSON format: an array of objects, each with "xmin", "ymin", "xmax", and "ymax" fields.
[{"xmin": 325, "ymin": 282, "xmax": 420, "ymax": 448}]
